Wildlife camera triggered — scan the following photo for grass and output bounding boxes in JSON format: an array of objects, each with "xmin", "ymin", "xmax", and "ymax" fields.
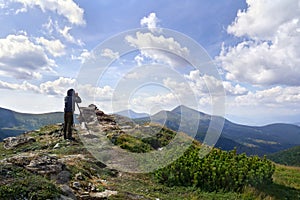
[
  {"xmin": 103, "ymin": 163, "xmax": 300, "ymax": 200},
  {"xmin": 1, "ymin": 124, "xmax": 300, "ymax": 200},
  {"xmin": 273, "ymin": 164, "xmax": 300, "ymax": 190},
  {"xmin": 0, "ymin": 163, "xmax": 61, "ymax": 199}
]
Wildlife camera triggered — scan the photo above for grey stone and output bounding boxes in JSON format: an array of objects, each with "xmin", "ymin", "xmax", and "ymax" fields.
[
  {"xmin": 53, "ymin": 143, "xmax": 60, "ymax": 149},
  {"xmin": 89, "ymin": 190, "xmax": 118, "ymax": 198},
  {"xmin": 56, "ymin": 170, "xmax": 71, "ymax": 184},
  {"xmin": 75, "ymin": 172, "xmax": 83, "ymax": 180},
  {"xmin": 72, "ymin": 181, "xmax": 81, "ymax": 190},
  {"xmin": 60, "ymin": 184, "xmax": 77, "ymax": 200},
  {"xmin": 3, "ymin": 136, "xmax": 36, "ymax": 149},
  {"xmin": 25, "ymin": 155, "xmax": 64, "ymax": 175}
]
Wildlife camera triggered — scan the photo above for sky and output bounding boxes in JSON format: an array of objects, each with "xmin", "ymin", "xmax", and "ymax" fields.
[{"xmin": 0, "ymin": 0, "xmax": 299, "ymax": 126}]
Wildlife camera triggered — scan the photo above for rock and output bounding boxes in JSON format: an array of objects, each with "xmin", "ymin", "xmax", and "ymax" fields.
[
  {"xmin": 75, "ymin": 172, "xmax": 83, "ymax": 180},
  {"xmin": 53, "ymin": 143, "xmax": 60, "ymax": 149},
  {"xmin": 25, "ymin": 155, "xmax": 64, "ymax": 175},
  {"xmin": 56, "ymin": 170, "xmax": 71, "ymax": 184},
  {"xmin": 5, "ymin": 153, "xmax": 35, "ymax": 166},
  {"xmin": 72, "ymin": 182, "xmax": 81, "ymax": 190},
  {"xmin": 3, "ymin": 136, "xmax": 36, "ymax": 149},
  {"xmin": 58, "ymin": 195, "xmax": 74, "ymax": 200},
  {"xmin": 89, "ymin": 190, "xmax": 118, "ymax": 198},
  {"xmin": 60, "ymin": 184, "xmax": 77, "ymax": 200},
  {"xmin": 95, "ymin": 110, "xmax": 104, "ymax": 116}
]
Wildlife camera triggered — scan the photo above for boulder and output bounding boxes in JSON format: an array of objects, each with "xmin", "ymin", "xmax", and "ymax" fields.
[
  {"xmin": 60, "ymin": 184, "xmax": 77, "ymax": 200},
  {"xmin": 3, "ymin": 136, "xmax": 36, "ymax": 149},
  {"xmin": 25, "ymin": 155, "xmax": 64, "ymax": 175},
  {"xmin": 56, "ymin": 170, "xmax": 71, "ymax": 184},
  {"xmin": 89, "ymin": 190, "xmax": 118, "ymax": 198}
]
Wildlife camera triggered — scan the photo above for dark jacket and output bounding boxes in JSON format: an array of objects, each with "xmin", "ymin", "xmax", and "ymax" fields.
[{"xmin": 64, "ymin": 89, "xmax": 82, "ymax": 112}]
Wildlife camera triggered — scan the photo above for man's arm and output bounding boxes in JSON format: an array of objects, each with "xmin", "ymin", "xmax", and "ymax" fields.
[{"xmin": 74, "ymin": 93, "xmax": 82, "ymax": 103}]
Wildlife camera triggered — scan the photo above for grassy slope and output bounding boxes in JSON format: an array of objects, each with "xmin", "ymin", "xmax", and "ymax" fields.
[
  {"xmin": 0, "ymin": 124, "xmax": 299, "ymax": 199},
  {"xmin": 268, "ymin": 146, "xmax": 300, "ymax": 167}
]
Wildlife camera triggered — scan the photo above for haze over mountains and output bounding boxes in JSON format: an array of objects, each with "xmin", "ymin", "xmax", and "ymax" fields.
[
  {"xmin": 1, "ymin": 105, "xmax": 300, "ymax": 156},
  {"xmin": 120, "ymin": 105, "xmax": 300, "ymax": 156}
]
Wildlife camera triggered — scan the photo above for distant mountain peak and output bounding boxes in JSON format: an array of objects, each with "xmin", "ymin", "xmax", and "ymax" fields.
[
  {"xmin": 115, "ymin": 109, "xmax": 149, "ymax": 119},
  {"xmin": 171, "ymin": 105, "xmax": 207, "ymax": 117}
]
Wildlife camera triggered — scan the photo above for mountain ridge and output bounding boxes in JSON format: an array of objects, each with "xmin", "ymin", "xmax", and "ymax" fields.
[
  {"xmin": 0, "ymin": 107, "xmax": 63, "ymax": 141},
  {"xmin": 0, "ymin": 106, "xmax": 299, "ymax": 199},
  {"xmin": 135, "ymin": 105, "xmax": 300, "ymax": 156},
  {"xmin": 1, "ymin": 105, "xmax": 300, "ymax": 156},
  {"xmin": 115, "ymin": 109, "xmax": 150, "ymax": 119}
]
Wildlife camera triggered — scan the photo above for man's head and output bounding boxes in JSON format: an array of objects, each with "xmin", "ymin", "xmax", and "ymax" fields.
[{"xmin": 67, "ymin": 88, "xmax": 75, "ymax": 96}]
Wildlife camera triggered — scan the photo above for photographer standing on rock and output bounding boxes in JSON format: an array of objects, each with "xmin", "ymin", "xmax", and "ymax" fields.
[{"xmin": 64, "ymin": 88, "xmax": 81, "ymax": 140}]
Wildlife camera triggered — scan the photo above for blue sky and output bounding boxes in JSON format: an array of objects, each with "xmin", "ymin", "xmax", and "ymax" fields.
[{"xmin": 0, "ymin": 0, "xmax": 299, "ymax": 126}]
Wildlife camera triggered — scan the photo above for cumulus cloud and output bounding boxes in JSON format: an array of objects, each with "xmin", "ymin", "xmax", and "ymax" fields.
[
  {"xmin": 125, "ymin": 31, "xmax": 189, "ymax": 67},
  {"xmin": 36, "ymin": 37, "xmax": 65, "ymax": 57},
  {"xmin": 0, "ymin": 33, "xmax": 56, "ymax": 80},
  {"xmin": 11, "ymin": 0, "xmax": 85, "ymax": 25},
  {"xmin": 71, "ymin": 49, "xmax": 95, "ymax": 64},
  {"xmin": 184, "ymin": 70, "xmax": 226, "ymax": 96},
  {"xmin": 234, "ymin": 86, "xmax": 300, "ymax": 107},
  {"xmin": 140, "ymin": 12, "xmax": 159, "ymax": 32},
  {"xmin": 0, "ymin": 77, "xmax": 114, "ymax": 101},
  {"xmin": 0, "ymin": 80, "xmax": 39, "ymax": 92},
  {"xmin": 217, "ymin": 0, "xmax": 300, "ymax": 86},
  {"xmin": 227, "ymin": 0, "xmax": 299, "ymax": 39},
  {"xmin": 131, "ymin": 92, "xmax": 178, "ymax": 113},
  {"xmin": 101, "ymin": 48, "xmax": 120, "ymax": 60},
  {"xmin": 40, "ymin": 77, "xmax": 76, "ymax": 96}
]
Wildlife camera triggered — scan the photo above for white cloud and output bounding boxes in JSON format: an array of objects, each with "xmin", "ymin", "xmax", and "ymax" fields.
[
  {"xmin": 184, "ymin": 70, "xmax": 226, "ymax": 96},
  {"xmin": 218, "ymin": 0, "xmax": 300, "ymax": 86},
  {"xmin": 223, "ymin": 81, "xmax": 248, "ymax": 96},
  {"xmin": 134, "ymin": 54, "xmax": 144, "ymax": 66},
  {"xmin": 0, "ymin": 77, "xmax": 114, "ymax": 101},
  {"xmin": 0, "ymin": 80, "xmax": 39, "ymax": 92},
  {"xmin": 36, "ymin": 37, "xmax": 65, "ymax": 57},
  {"xmin": 101, "ymin": 48, "xmax": 119, "ymax": 60},
  {"xmin": 11, "ymin": 0, "xmax": 85, "ymax": 25},
  {"xmin": 72, "ymin": 49, "xmax": 94, "ymax": 63},
  {"xmin": 58, "ymin": 26, "xmax": 84, "ymax": 45},
  {"xmin": 78, "ymin": 84, "xmax": 114, "ymax": 101},
  {"xmin": 131, "ymin": 93, "xmax": 178, "ymax": 113},
  {"xmin": 234, "ymin": 86, "xmax": 300, "ymax": 107},
  {"xmin": 42, "ymin": 17, "xmax": 55, "ymax": 34},
  {"xmin": 0, "ymin": 33, "xmax": 56, "ymax": 80},
  {"xmin": 125, "ymin": 31, "xmax": 189, "ymax": 67},
  {"xmin": 227, "ymin": 0, "xmax": 299, "ymax": 39},
  {"xmin": 140, "ymin": 12, "xmax": 159, "ymax": 32},
  {"xmin": 40, "ymin": 77, "xmax": 76, "ymax": 96},
  {"xmin": 124, "ymin": 72, "xmax": 139, "ymax": 80}
]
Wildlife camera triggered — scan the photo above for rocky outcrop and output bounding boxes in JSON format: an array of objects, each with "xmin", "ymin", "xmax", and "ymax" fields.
[
  {"xmin": 3, "ymin": 136, "xmax": 36, "ymax": 149},
  {"xmin": 25, "ymin": 154, "xmax": 64, "ymax": 175},
  {"xmin": 2, "ymin": 153, "xmax": 64, "ymax": 175}
]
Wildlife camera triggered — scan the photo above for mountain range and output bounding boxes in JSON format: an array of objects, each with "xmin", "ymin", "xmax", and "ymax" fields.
[
  {"xmin": 115, "ymin": 109, "xmax": 150, "ymax": 119},
  {"xmin": 0, "ymin": 107, "xmax": 63, "ymax": 141},
  {"xmin": 1, "ymin": 105, "xmax": 300, "ymax": 156},
  {"xmin": 130, "ymin": 105, "xmax": 300, "ymax": 156}
]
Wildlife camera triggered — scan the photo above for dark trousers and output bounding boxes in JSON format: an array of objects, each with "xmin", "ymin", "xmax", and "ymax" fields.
[{"xmin": 64, "ymin": 112, "xmax": 74, "ymax": 139}]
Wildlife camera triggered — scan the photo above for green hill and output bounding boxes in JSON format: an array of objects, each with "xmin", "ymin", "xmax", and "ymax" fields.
[
  {"xmin": 0, "ymin": 106, "xmax": 299, "ymax": 199},
  {"xmin": 268, "ymin": 145, "xmax": 300, "ymax": 167},
  {"xmin": 0, "ymin": 107, "xmax": 63, "ymax": 141}
]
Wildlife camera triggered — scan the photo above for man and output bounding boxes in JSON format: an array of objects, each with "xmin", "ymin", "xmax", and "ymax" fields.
[{"xmin": 64, "ymin": 88, "xmax": 81, "ymax": 140}]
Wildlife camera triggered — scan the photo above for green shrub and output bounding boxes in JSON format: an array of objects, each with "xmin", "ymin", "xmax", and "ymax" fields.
[
  {"xmin": 154, "ymin": 146, "xmax": 275, "ymax": 192},
  {"xmin": 114, "ymin": 134, "xmax": 152, "ymax": 153},
  {"xmin": 0, "ymin": 174, "xmax": 60, "ymax": 199}
]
